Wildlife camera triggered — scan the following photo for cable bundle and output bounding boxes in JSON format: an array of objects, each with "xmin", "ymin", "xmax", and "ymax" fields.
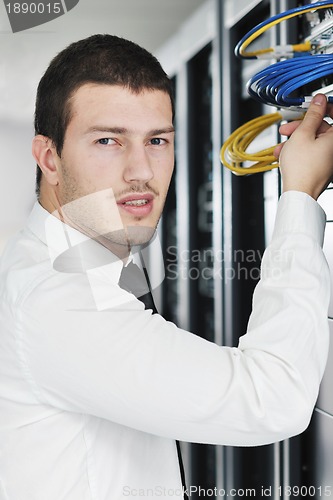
[
  {"xmin": 235, "ymin": 1, "xmax": 333, "ymax": 59},
  {"xmin": 220, "ymin": 1, "xmax": 333, "ymax": 175},
  {"xmin": 220, "ymin": 111, "xmax": 303, "ymax": 175},
  {"xmin": 247, "ymin": 54, "xmax": 333, "ymax": 107}
]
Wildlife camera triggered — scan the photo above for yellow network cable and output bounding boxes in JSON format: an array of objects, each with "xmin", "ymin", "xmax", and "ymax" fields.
[
  {"xmin": 220, "ymin": 111, "xmax": 303, "ymax": 175},
  {"xmin": 236, "ymin": 2, "xmax": 333, "ymax": 59}
]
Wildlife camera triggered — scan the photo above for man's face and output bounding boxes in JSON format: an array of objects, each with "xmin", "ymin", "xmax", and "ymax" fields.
[{"xmin": 52, "ymin": 83, "xmax": 175, "ymax": 247}]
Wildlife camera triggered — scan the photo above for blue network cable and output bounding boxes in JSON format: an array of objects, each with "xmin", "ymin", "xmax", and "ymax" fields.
[
  {"xmin": 247, "ymin": 55, "xmax": 333, "ymax": 107},
  {"xmin": 236, "ymin": 1, "xmax": 333, "ymax": 107},
  {"xmin": 235, "ymin": 1, "xmax": 333, "ymax": 59}
]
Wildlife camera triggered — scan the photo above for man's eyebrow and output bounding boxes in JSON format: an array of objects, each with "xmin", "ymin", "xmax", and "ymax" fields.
[
  {"xmin": 85, "ymin": 126, "xmax": 175, "ymax": 136},
  {"xmin": 148, "ymin": 126, "xmax": 175, "ymax": 136}
]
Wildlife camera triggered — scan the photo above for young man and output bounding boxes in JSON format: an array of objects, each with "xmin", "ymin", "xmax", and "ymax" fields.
[{"xmin": 0, "ymin": 34, "xmax": 332, "ymax": 500}]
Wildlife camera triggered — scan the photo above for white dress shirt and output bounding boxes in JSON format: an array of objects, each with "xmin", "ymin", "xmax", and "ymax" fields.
[{"xmin": 0, "ymin": 191, "xmax": 330, "ymax": 499}]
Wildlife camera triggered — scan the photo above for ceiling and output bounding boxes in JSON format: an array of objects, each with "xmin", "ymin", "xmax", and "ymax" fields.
[
  {"xmin": 0, "ymin": 0, "xmax": 207, "ymax": 123},
  {"xmin": 0, "ymin": 0, "xmax": 207, "ymax": 50}
]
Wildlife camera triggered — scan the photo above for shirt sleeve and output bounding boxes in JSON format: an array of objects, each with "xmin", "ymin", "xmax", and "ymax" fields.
[{"xmin": 16, "ymin": 191, "xmax": 330, "ymax": 446}]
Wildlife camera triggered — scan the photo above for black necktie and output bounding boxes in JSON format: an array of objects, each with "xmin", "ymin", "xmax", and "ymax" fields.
[
  {"xmin": 119, "ymin": 261, "xmax": 188, "ymax": 499},
  {"xmin": 119, "ymin": 261, "xmax": 156, "ymax": 311}
]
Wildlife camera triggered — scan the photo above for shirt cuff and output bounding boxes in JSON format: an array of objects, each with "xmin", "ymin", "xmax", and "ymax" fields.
[{"xmin": 273, "ymin": 191, "xmax": 327, "ymax": 247}]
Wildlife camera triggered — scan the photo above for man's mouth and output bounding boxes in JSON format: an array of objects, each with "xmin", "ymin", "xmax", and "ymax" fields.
[
  {"xmin": 117, "ymin": 193, "xmax": 155, "ymax": 217},
  {"xmin": 122, "ymin": 199, "xmax": 149, "ymax": 206}
]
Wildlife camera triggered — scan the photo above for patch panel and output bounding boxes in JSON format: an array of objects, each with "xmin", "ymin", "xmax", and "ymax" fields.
[{"xmin": 305, "ymin": 6, "xmax": 333, "ymax": 54}]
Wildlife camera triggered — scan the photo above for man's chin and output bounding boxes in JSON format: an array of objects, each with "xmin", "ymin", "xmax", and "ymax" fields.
[{"xmin": 102, "ymin": 225, "xmax": 156, "ymax": 248}]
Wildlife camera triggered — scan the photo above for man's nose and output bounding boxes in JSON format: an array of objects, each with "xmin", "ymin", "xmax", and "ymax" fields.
[{"xmin": 123, "ymin": 145, "xmax": 154, "ymax": 184}]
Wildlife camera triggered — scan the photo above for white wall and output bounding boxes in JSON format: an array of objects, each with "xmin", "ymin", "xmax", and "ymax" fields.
[{"xmin": 0, "ymin": 120, "xmax": 35, "ymax": 249}]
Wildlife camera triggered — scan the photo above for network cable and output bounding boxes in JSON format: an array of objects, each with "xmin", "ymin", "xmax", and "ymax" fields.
[
  {"xmin": 220, "ymin": 110, "xmax": 303, "ymax": 175},
  {"xmin": 247, "ymin": 54, "xmax": 333, "ymax": 107},
  {"xmin": 221, "ymin": 1, "xmax": 333, "ymax": 175},
  {"xmin": 235, "ymin": 1, "xmax": 333, "ymax": 59}
]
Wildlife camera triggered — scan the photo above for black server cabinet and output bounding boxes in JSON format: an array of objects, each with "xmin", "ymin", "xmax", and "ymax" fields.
[
  {"xmin": 187, "ymin": 43, "xmax": 216, "ymax": 498},
  {"xmin": 222, "ymin": 1, "xmax": 276, "ymax": 496},
  {"xmin": 162, "ymin": 77, "xmax": 178, "ymax": 325},
  {"xmin": 158, "ymin": 0, "xmax": 333, "ymax": 496},
  {"xmin": 161, "ymin": 42, "xmax": 217, "ymax": 499}
]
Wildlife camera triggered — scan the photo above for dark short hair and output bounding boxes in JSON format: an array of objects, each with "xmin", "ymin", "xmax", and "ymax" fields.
[{"xmin": 34, "ymin": 34, "xmax": 175, "ymax": 197}]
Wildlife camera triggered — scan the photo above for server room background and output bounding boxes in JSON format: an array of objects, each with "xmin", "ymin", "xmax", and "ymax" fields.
[{"xmin": 1, "ymin": 0, "xmax": 333, "ymax": 497}]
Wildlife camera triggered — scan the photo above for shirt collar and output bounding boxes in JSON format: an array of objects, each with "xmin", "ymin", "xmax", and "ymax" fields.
[
  {"xmin": 26, "ymin": 202, "xmax": 164, "ymax": 289},
  {"xmin": 26, "ymin": 202, "xmax": 126, "ymax": 282}
]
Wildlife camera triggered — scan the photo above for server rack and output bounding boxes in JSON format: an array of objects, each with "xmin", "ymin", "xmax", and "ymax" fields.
[
  {"xmin": 186, "ymin": 43, "xmax": 216, "ymax": 497},
  {"xmin": 298, "ymin": 3, "xmax": 333, "ymax": 488},
  {"xmin": 156, "ymin": 2, "xmax": 220, "ymax": 492},
  {"xmin": 222, "ymin": 1, "xmax": 278, "ymax": 497},
  {"xmin": 157, "ymin": 0, "xmax": 333, "ymax": 497}
]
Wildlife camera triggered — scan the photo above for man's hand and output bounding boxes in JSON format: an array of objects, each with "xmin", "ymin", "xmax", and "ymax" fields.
[{"xmin": 273, "ymin": 94, "xmax": 333, "ymax": 200}]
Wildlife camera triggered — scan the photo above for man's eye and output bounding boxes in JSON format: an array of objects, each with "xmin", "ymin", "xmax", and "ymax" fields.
[
  {"xmin": 97, "ymin": 138, "xmax": 116, "ymax": 145},
  {"xmin": 150, "ymin": 138, "xmax": 166, "ymax": 146}
]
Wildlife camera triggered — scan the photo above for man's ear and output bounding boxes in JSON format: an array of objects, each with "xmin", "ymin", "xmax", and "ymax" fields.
[{"xmin": 32, "ymin": 135, "xmax": 60, "ymax": 187}]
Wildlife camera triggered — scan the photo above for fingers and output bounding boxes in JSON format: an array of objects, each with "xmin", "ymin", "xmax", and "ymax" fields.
[
  {"xmin": 279, "ymin": 95, "xmax": 330, "ymax": 138},
  {"xmin": 277, "ymin": 95, "xmax": 331, "ymax": 157},
  {"xmin": 298, "ymin": 94, "xmax": 327, "ymax": 136},
  {"xmin": 316, "ymin": 120, "xmax": 332, "ymax": 136},
  {"xmin": 279, "ymin": 120, "xmax": 301, "ymax": 137},
  {"xmin": 273, "ymin": 142, "xmax": 284, "ymax": 158},
  {"xmin": 280, "ymin": 115, "xmax": 331, "ymax": 137},
  {"xmin": 326, "ymin": 101, "xmax": 333, "ymax": 119}
]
